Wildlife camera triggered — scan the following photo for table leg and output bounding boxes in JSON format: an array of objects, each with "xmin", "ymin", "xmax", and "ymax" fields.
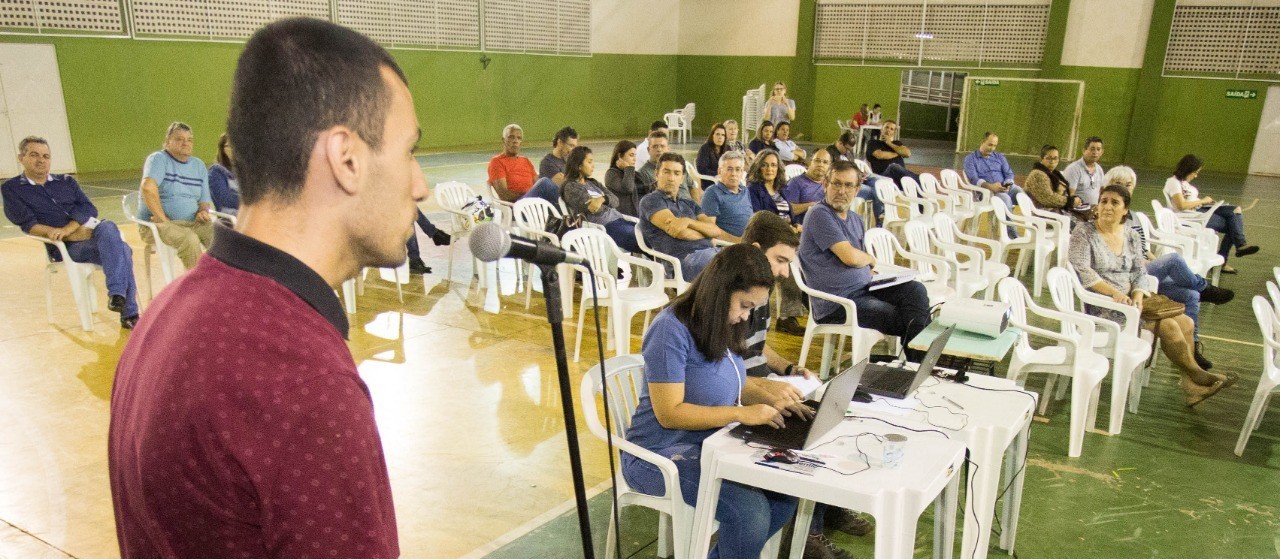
[
  {"xmin": 999, "ymin": 421, "xmax": 1031, "ymax": 553},
  {"xmin": 787, "ymin": 500, "xmax": 817, "ymax": 559},
  {"xmin": 872, "ymin": 499, "xmax": 915, "ymax": 559},
  {"xmin": 934, "ymin": 467, "xmax": 961, "ymax": 559},
  {"xmin": 962, "ymin": 431, "xmax": 1004, "ymax": 559},
  {"xmin": 689, "ymin": 452, "xmax": 723, "ymax": 559}
]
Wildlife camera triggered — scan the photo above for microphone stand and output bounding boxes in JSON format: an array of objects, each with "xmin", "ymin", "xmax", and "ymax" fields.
[{"xmin": 537, "ymin": 262, "xmax": 595, "ymax": 559}]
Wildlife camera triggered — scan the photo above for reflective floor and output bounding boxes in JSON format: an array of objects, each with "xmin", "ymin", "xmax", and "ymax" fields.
[{"xmin": 1, "ymin": 140, "xmax": 1278, "ymax": 558}]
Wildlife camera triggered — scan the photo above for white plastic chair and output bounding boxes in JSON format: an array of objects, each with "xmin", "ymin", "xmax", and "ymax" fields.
[
  {"xmin": 122, "ymin": 191, "xmax": 180, "ymax": 298},
  {"xmin": 918, "ymin": 172, "xmax": 975, "ymax": 226},
  {"xmin": 904, "ymin": 221, "xmax": 982, "ymax": 300},
  {"xmin": 873, "ymin": 178, "xmax": 911, "ymax": 235},
  {"xmin": 898, "ymin": 176, "xmax": 939, "ymax": 220},
  {"xmin": 1046, "ymin": 267, "xmax": 1154, "ymax": 435},
  {"xmin": 852, "ymin": 158, "xmax": 872, "ymax": 177},
  {"xmin": 1162, "ymin": 189, "xmax": 1222, "ymax": 228},
  {"xmin": 664, "ymin": 102, "xmax": 695, "ymax": 144},
  {"xmin": 514, "ymin": 198, "xmax": 564, "ymax": 309},
  {"xmin": 1015, "ymin": 192, "xmax": 1070, "ymax": 269},
  {"xmin": 435, "ymin": 181, "xmax": 485, "ymax": 284},
  {"xmin": 634, "ymin": 225, "xmax": 690, "ymax": 295},
  {"xmin": 836, "ymin": 119, "xmax": 852, "ymax": 136},
  {"xmin": 991, "ymin": 197, "xmax": 1055, "ymax": 296},
  {"xmin": 26, "ymin": 235, "xmax": 100, "ymax": 331},
  {"xmin": 783, "ymin": 163, "xmax": 806, "ymax": 182},
  {"xmin": 1152, "ymin": 204, "xmax": 1224, "ymax": 285},
  {"xmin": 792, "ymin": 260, "xmax": 886, "ymax": 379},
  {"xmin": 930, "ymin": 213, "xmax": 1009, "ymax": 300},
  {"xmin": 562, "ymin": 228, "xmax": 668, "ymax": 361},
  {"xmin": 864, "ymin": 227, "xmax": 953, "ymax": 307},
  {"xmin": 685, "ymin": 161, "xmax": 715, "ymax": 188},
  {"xmin": 1237, "ymin": 296, "xmax": 1280, "ymax": 456},
  {"xmin": 997, "ymin": 277, "xmax": 1108, "ymax": 458},
  {"xmin": 941, "ymin": 168, "xmax": 992, "ymax": 235}
]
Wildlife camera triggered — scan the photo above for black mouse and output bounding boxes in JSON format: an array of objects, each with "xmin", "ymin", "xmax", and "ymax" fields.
[{"xmin": 763, "ymin": 449, "xmax": 799, "ymax": 464}]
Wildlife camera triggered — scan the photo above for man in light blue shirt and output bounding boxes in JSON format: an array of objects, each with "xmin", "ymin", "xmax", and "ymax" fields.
[
  {"xmin": 1062, "ymin": 136, "xmax": 1106, "ymax": 206},
  {"xmin": 139, "ymin": 122, "xmax": 215, "ymax": 269},
  {"xmin": 699, "ymin": 151, "xmax": 753, "ymax": 237},
  {"xmin": 963, "ymin": 131, "xmax": 1025, "ymax": 237}
]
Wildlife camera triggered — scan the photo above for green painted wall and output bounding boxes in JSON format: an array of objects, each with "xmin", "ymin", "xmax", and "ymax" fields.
[{"xmin": 0, "ymin": 36, "xmax": 676, "ymax": 174}]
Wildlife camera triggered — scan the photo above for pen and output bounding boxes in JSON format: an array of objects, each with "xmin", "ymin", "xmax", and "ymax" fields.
[{"xmin": 942, "ymin": 396, "xmax": 965, "ymax": 410}]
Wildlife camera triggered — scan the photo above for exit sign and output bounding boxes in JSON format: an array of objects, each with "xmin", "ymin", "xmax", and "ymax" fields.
[
  {"xmin": 974, "ymin": 79, "xmax": 1001, "ymax": 87},
  {"xmin": 1226, "ymin": 89, "xmax": 1258, "ymax": 99}
]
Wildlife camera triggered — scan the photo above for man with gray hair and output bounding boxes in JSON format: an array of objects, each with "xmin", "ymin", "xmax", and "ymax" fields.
[
  {"xmin": 487, "ymin": 123, "xmax": 536, "ymax": 202},
  {"xmin": 138, "ymin": 121, "xmax": 215, "ymax": 269},
  {"xmin": 698, "ymin": 151, "xmax": 753, "ymax": 237},
  {"xmin": 2, "ymin": 136, "xmax": 140, "ymax": 328}
]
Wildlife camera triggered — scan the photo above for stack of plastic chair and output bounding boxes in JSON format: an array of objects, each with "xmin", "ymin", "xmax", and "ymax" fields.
[
  {"xmin": 26, "ymin": 235, "xmax": 101, "ymax": 331},
  {"xmin": 741, "ymin": 84, "xmax": 766, "ymax": 141},
  {"xmin": 930, "ymin": 213, "xmax": 1009, "ymax": 300},
  {"xmin": 122, "ymin": 191, "xmax": 181, "ymax": 298},
  {"xmin": 792, "ymin": 260, "xmax": 886, "ymax": 379},
  {"xmin": 864, "ymin": 227, "xmax": 953, "ymax": 306},
  {"xmin": 1045, "ymin": 267, "xmax": 1153, "ymax": 434},
  {"xmin": 990, "ymin": 197, "xmax": 1055, "ymax": 296},
  {"xmin": 1237, "ymin": 296, "xmax": 1280, "ymax": 456},
  {"xmin": 561, "ymin": 228, "xmax": 668, "ymax": 361}
]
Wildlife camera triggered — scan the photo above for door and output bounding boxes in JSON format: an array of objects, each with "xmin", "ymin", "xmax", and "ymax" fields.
[
  {"xmin": 1248, "ymin": 85, "xmax": 1280, "ymax": 176},
  {"xmin": 0, "ymin": 43, "xmax": 76, "ymax": 177}
]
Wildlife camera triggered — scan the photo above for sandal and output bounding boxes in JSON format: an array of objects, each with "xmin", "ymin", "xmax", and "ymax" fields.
[
  {"xmin": 1221, "ymin": 265, "xmax": 1238, "ymax": 275},
  {"xmin": 1216, "ymin": 371, "xmax": 1240, "ymax": 390}
]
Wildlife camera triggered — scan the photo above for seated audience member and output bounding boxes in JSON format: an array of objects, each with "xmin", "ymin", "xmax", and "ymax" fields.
[
  {"xmin": 700, "ymin": 151, "xmax": 753, "ymax": 237},
  {"xmin": 1068, "ymin": 185, "xmax": 1236, "ymax": 407},
  {"xmin": 1063, "ymin": 136, "xmax": 1106, "ymax": 206},
  {"xmin": 634, "ymin": 120, "xmax": 667, "ymax": 169},
  {"xmin": 868, "ymin": 104, "xmax": 883, "ymax": 125},
  {"xmin": 1024, "ymin": 145, "xmax": 1083, "ymax": 216},
  {"xmin": 638, "ymin": 153, "xmax": 736, "ymax": 278},
  {"xmin": 746, "ymin": 150, "xmax": 792, "ymax": 225},
  {"xmin": 604, "ymin": 140, "xmax": 648, "ymax": 218},
  {"xmin": 560, "ymin": 146, "xmax": 639, "ymax": 252},
  {"xmin": 851, "ymin": 103, "xmax": 869, "ymax": 128},
  {"xmin": 139, "ymin": 121, "xmax": 215, "ymax": 269},
  {"xmin": 695, "ymin": 123, "xmax": 728, "ymax": 188},
  {"xmin": 1109, "ymin": 166, "xmax": 1233, "ymax": 369},
  {"xmin": 825, "ymin": 129, "xmax": 857, "ymax": 162},
  {"xmin": 2, "ymin": 136, "xmax": 140, "ymax": 329},
  {"xmin": 1163, "ymin": 153, "xmax": 1258, "ymax": 274},
  {"xmin": 488, "ymin": 123, "xmax": 537, "ymax": 202},
  {"xmin": 623, "ymin": 243, "xmax": 798, "ymax": 559},
  {"xmin": 723, "ymin": 119, "xmax": 753, "ymax": 161},
  {"xmin": 772, "ymin": 121, "xmax": 807, "ymax": 164},
  {"xmin": 799, "ymin": 160, "xmax": 931, "ymax": 361},
  {"xmin": 963, "ymin": 131, "xmax": 1025, "ymax": 236},
  {"xmin": 763, "ymin": 81, "xmax": 796, "ymax": 125},
  {"xmin": 404, "ymin": 209, "xmax": 451, "ymax": 275},
  {"xmin": 749, "ymin": 120, "xmax": 776, "ymax": 154},
  {"xmin": 522, "ymin": 126, "xmax": 579, "ymax": 205},
  {"xmin": 783, "ymin": 149, "xmax": 831, "ymax": 223},
  {"xmin": 865, "ymin": 121, "xmax": 918, "ymax": 186},
  {"xmin": 637, "ymin": 130, "xmax": 700, "ymax": 202},
  {"xmin": 208, "ymin": 133, "xmax": 239, "ymax": 215}
]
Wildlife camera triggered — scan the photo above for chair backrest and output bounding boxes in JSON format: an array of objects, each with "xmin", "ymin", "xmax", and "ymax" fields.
[
  {"xmin": 562, "ymin": 228, "xmax": 620, "ymax": 294},
  {"xmin": 742, "ymin": 84, "xmax": 766, "ymax": 138},
  {"xmin": 122, "ymin": 192, "xmax": 141, "ymax": 220},
  {"xmin": 1045, "ymin": 267, "xmax": 1087, "ymax": 339},
  {"xmin": 784, "ymin": 163, "xmax": 807, "ymax": 182},
  {"xmin": 863, "ymin": 227, "xmax": 897, "ymax": 264},
  {"xmin": 435, "ymin": 181, "xmax": 474, "ymax": 211},
  {"xmin": 1014, "ymin": 192, "xmax": 1036, "ymax": 213},
  {"xmin": 581, "ymin": 354, "xmax": 646, "ymax": 442},
  {"xmin": 514, "ymin": 197, "xmax": 561, "ymax": 234},
  {"xmin": 903, "ymin": 220, "xmax": 933, "ymax": 256},
  {"xmin": 1151, "ymin": 199, "xmax": 1166, "ymax": 214},
  {"xmin": 1253, "ymin": 296, "xmax": 1279, "ymax": 374},
  {"xmin": 997, "ymin": 277, "xmax": 1032, "ymax": 350},
  {"xmin": 989, "ymin": 196, "xmax": 1016, "ymax": 241},
  {"xmin": 1153, "ymin": 207, "xmax": 1183, "ymax": 235},
  {"xmin": 853, "ymin": 159, "xmax": 872, "ymax": 176},
  {"xmin": 919, "ymin": 172, "xmax": 942, "ymax": 193},
  {"xmin": 1266, "ymin": 280, "xmax": 1280, "ymax": 316},
  {"xmin": 900, "ymin": 176, "xmax": 922, "ymax": 198},
  {"xmin": 940, "ymin": 168, "xmax": 963, "ymax": 190}
]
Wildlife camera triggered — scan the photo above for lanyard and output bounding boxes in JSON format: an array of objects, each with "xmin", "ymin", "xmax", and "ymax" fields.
[{"xmin": 727, "ymin": 350, "xmax": 742, "ymax": 407}]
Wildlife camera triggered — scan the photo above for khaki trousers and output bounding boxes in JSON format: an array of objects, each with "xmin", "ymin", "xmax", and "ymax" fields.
[{"xmin": 141, "ymin": 220, "xmax": 214, "ymax": 269}]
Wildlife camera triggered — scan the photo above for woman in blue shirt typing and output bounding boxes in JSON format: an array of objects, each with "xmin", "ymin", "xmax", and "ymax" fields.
[{"xmin": 623, "ymin": 243, "xmax": 800, "ymax": 559}]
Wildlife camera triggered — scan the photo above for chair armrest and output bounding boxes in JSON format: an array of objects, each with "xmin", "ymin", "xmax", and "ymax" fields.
[
  {"xmin": 24, "ymin": 234, "xmax": 74, "ymax": 263},
  {"xmin": 209, "ymin": 210, "xmax": 237, "ymax": 225},
  {"xmin": 610, "ymin": 437, "xmax": 683, "ymax": 502},
  {"xmin": 1023, "ymin": 300, "xmax": 1095, "ymax": 351},
  {"xmin": 1073, "ymin": 284, "xmax": 1142, "ymax": 334},
  {"xmin": 617, "ymin": 252, "xmax": 667, "ymax": 286},
  {"xmin": 618, "ymin": 214, "xmax": 640, "ymax": 224},
  {"xmin": 932, "ymin": 238, "xmax": 986, "ymax": 273},
  {"xmin": 712, "ymin": 238, "xmax": 733, "ymax": 247},
  {"xmin": 638, "ymin": 243, "xmax": 685, "ymax": 284},
  {"xmin": 524, "ymin": 229, "xmax": 561, "ymax": 246},
  {"xmin": 957, "ymin": 181, "xmax": 990, "ymax": 203},
  {"xmin": 794, "ymin": 279, "xmax": 858, "ymax": 326},
  {"xmin": 1009, "ymin": 319, "xmax": 1079, "ymax": 355},
  {"xmin": 899, "ymin": 247, "xmax": 951, "ymax": 284}
]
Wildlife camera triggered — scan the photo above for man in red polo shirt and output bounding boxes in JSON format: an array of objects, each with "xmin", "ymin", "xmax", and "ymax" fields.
[
  {"xmin": 109, "ymin": 17, "xmax": 425, "ymax": 558},
  {"xmin": 488, "ymin": 123, "xmax": 536, "ymax": 202}
]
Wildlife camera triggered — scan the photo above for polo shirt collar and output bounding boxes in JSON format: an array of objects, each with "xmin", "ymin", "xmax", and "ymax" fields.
[
  {"xmin": 208, "ymin": 225, "xmax": 349, "ymax": 338},
  {"xmin": 20, "ymin": 173, "xmax": 51, "ymax": 186}
]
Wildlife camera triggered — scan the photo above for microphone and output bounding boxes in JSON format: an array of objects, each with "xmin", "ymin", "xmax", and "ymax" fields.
[{"xmin": 469, "ymin": 221, "xmax": 585, "ymax": 266}]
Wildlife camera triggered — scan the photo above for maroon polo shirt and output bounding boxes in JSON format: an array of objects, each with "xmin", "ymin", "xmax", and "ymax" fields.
[{"xmin": 109, "ymin": 225, "xmax": 398, "ymax": 558}]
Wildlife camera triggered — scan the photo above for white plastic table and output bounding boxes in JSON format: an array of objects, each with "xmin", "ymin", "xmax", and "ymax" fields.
[
  {"xmin": 854, "ymin": 125, "xmax": 882, "ymax": 158},
  {"xmin": 690, "ymin": 417, "xmax": 966, "ymax": 559},
  {"xmin": 848, "ymin": 374, "xmax": 1036, "ymax": 559}
]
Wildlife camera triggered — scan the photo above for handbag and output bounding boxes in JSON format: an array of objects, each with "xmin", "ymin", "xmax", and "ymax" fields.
[
  {"xmin": 1140, "ymin": 293, "xmax": 1185, "ymax": 321},
  {"xmin": 545, "ymin": 212, "xmax": 583, "ymax": 238}
]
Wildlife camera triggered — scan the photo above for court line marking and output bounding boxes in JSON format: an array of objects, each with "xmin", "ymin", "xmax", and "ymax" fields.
[
  {"xmin": 457, "ymin": 479, "xmax": 613, "ymax": 559},
  {"xmin": 1198, "ymin": 334, "xmax": 1263, "ymax": 348}
]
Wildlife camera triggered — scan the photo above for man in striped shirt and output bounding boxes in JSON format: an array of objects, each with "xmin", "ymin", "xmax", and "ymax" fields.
[{"xmin": 138, "ymin": 122, "xmax": 215, "ymax": 269}]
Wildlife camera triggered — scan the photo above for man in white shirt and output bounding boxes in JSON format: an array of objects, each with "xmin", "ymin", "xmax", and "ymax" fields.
[
  {"xmin": 1063, "ymin": 136, "xmax": 1105, "ymax": 206},
  {"xmin": 634, "ymin": 120, "xmax": 667, "ymax": 169},
  {"xmin": 772, "ymin": 121, "xmax": 807, "ymax": 164}
]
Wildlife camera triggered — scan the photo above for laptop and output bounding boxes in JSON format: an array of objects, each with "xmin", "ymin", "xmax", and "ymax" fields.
[
  {"xmin": 859, "ymin": 326, "xmax": 955, "ymax": 400},
  {"xmin": 729, "ymin": 359, "xmax": 867, "ymax": 451}
]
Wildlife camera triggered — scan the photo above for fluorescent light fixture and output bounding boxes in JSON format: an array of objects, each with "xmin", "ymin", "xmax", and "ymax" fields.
[{"xmin": 915, "ymin": 32, "xmax": 934, "ymax": 39}]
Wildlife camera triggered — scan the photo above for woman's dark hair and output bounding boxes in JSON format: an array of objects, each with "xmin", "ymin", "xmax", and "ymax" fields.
[
  {"xmin": 758, "ymin": 120, "xmax": 775, "ymax": 140},
  {"xmin": 1039, "ymin": 144, "xmax": 1058, "ymax": 158},
  {"xmin": 705, "ymin": 123, "xmax": 727, "ymax": 149},
  {"xmin": 1174, "ymin": 154, "xmax": 1203, "ymax": 181},
  {"xmin": 1099, "ymin": 184, "xmax": 1132, "ymax": 222},
  {"xmin": 741, "ymin": 211, "xmax": 799, "ymax": 251},
  {"xmin": 216, "ymin": 133, "xmax": 234, "ymax": 170},
  {"xmin": 610, "ymin": 140, "xmax": 636, "ymax": 169},
  {"xmin": 563, "ymin": 145, "xmax": 593, "ymax": 183},
  {"xmin": 669, "ymin": 244, "xmax": 774, "ymax": 358},
  {"xmin": 747, "ymin": 149, "xmax": 784, "ymax": 192}
]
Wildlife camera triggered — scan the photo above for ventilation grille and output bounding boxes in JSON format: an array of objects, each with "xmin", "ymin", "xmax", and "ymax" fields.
[
  {"xmin": 131, "ymin": 0, "xmax": 327, "ymax": 40},
  {"xmin": 1165, "ymin": 3, "xmax": 1280, "ymax": 80},
  {"xmin": 483, "ymin": 0, "xmax": 590, "ymax": 56},
  {"xmin": 0, "ymin": 0, "xmax": 124, "ymax": 34},
  {"xmin": 337, "ymin": 0, "xmax": 479, "ymax": 50}
]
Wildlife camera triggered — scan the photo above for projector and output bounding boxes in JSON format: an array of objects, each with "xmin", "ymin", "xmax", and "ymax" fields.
[{"xmin": 936, "ymin": 298, "xmax": 1011, "ymax": 338}]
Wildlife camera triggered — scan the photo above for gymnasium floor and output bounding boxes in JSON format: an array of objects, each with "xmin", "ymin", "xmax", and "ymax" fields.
[{"xmin": 0, "ymin": 140, "xmax": 1277, "ymax": 558}]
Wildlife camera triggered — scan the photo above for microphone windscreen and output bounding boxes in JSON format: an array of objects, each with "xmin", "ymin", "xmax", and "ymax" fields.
[{"xmin": 469, "ymin": 222, "xmax": 510, "ymax": 262}]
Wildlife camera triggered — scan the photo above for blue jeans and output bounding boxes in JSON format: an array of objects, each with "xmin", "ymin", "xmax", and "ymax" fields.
[
  {"xmin": 64, "ymin": 220, "xmax": 139, "ymax": 318},
  {"xmin": 681, "ymin": 246, "xmax": 722, "ymax": 280},
  {"xmin": 878, "ymin": 163, "xmax": 919, "ymax": 187},
  {"xmin": 819, "ymin": 281, "xmax": 933, "ymax": 362},
  {"xmin": 857, "ymin": 183, "xmax": 884, "ymax": 226},
  {"xmin": 1146, "ymin": 252, "xmax": 1205, "ymax": 339},
  {"xmin": 405, "ymin": 209, "xmax": 442, "ymax": 260},
  {"xmin": 623, "ymin": 446, "xmax": 797, "ymax": 559},
  {"xmin": 1201, "ymin": 205, "xmax": 1246, "ymax": 260},
  {"xmin": 605, "ymin": 218, "xmax": 641, "ymax": 252},
  {"xmin": 981, "ymin": 184, "xmax": 1024, "ymax": 238},
  {"xmin": 522, "ymin": 177, "xmax": 561, "ymax": 207}
]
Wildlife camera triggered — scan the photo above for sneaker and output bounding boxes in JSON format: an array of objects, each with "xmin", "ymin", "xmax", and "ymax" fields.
[
  {"xmin": 120, "ymin": 315, "xmax": 139, "ymax": 330},
  {"xmin": 1235, "ymin": 245, "xmax": 1260, "ymax": 257},
  {"xmin": 824, "ymin": 507, "xmax": 873, "ymax": 536},
  {"xmin": 775, "ymin": 317, "xmax": 806, "ymax": 336},
  {"xmin": 108, "ymin": 294, "xmax": 126, "ymax": 313},
  {"xmin": 1194, "ymin": 341, "xmax": 1213, "ymax": 371},
  {"xmin": 803, "ymin": 533, "xmax": 854, "ymax": 559},
  {"xmin": 408, "ymin": 258, "xmax": 431, "ymax": 275},
  {"xmin": 1199, "ymin": 284, "xmax": 1235, "ymax": 305}
]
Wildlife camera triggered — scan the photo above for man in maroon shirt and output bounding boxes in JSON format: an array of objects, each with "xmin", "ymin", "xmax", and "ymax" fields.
[{"xmin": 109, "ymin": 17, "xmax": 427, "ymax": 558}]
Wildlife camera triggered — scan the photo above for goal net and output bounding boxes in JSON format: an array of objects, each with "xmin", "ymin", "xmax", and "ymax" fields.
[{"xmin": 955, "ymin": 77, "xmax": 1085, "ymax": 160}]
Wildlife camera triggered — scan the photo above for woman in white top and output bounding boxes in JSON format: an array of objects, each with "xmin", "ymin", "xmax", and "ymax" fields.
[{"xmin": 1162, "ymin": 154, "xmax": 1258, "ymax": 273}]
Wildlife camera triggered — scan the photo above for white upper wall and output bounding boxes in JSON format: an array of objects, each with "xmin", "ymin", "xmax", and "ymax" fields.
[
  {"xmin": 678, "ymin": 0, "xmax": 800, "ymax": 56},
  {"xmin": 591, "ymin": 0, "xmax": 680, "ymax": 55},
  {"xmin": 1060, "ymin": 0, "xmax": 1155, "ymax": 68}
]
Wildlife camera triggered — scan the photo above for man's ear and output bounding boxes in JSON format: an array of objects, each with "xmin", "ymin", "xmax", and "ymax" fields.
[{"xmin": 323, "ymin": 126, "xmax": 361, "ymax": 196}]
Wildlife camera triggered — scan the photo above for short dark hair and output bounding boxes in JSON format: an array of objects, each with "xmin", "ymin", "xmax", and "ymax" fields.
[
  {"xmin": 775, "ymin": 121, "xmax": 791, "ymax": 132},
  {"xmin": 1039, "ymin": 144, "xmax": 1059, "ymax": 158},
  {"xmin": 552, "ymin": 126, "xmax": 578, "ymax": 147},
  {"xmin": 650, "ymin": 120, "xmax": 668, "ymax": 132},
  {"xmin": 838, "ymin": 129, "xmax": 857, "ymax": 146},
  {"xmin": 18, "ymin": 136, "xmax": 47, "ymax": 155},
  {"xmin": 669, "ymin": 243, "xmax": 774, "ymax": 357},
  {"xmin": 741, "ymin": 211, "xmax": 799, "ymax": 251},
  {"xmin": 563, "ymin": 145, "xmax": 592, "ymax": 183},
  {"xmin": 227, "ymin": 17, "xmax": 406, "ymax": 206},
  {"xmin": 1174, "ymin": 153, "xmax": 1202, "ymax": 180},
  {"xmin": 1084, "ymin": 136, "xmax": 1103, "ymax": 148},
  {"xmin": 610, "ymin": 140, "xmax": 636, "ymax": 169},
  {"xmin": 648, "ymin": 129, "xmax": 669, "ymax": 142},
  {"xmin": 827, "ymin": 159, "xmax": 861, "ymax": 183},
  {"xmin": 657, "ymin": 152, "xmax": 685, "ymax": 169},
  {"xmin": 216, "ymin": 133, "xmax": 233, "ymax": 169},
  {"xmin": 1099, "ymin": 184, "xmax": 1131, "ymax": 221}
]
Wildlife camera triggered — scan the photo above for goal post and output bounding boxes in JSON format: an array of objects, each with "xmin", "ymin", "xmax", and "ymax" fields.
[{"xmin": 955, "ymin": 77, "xmax": 1086, "ymax": 161}]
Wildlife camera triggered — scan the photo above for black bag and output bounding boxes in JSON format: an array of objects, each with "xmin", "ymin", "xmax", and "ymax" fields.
[{"xmin": 545, "ymin": 212, "xmax": 583, "ymax": 238}]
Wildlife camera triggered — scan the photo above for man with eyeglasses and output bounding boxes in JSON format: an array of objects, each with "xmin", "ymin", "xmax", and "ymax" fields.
[{"xmin": 1063, "ymin": 136, "xmax": 1106, "ymax": 206}]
